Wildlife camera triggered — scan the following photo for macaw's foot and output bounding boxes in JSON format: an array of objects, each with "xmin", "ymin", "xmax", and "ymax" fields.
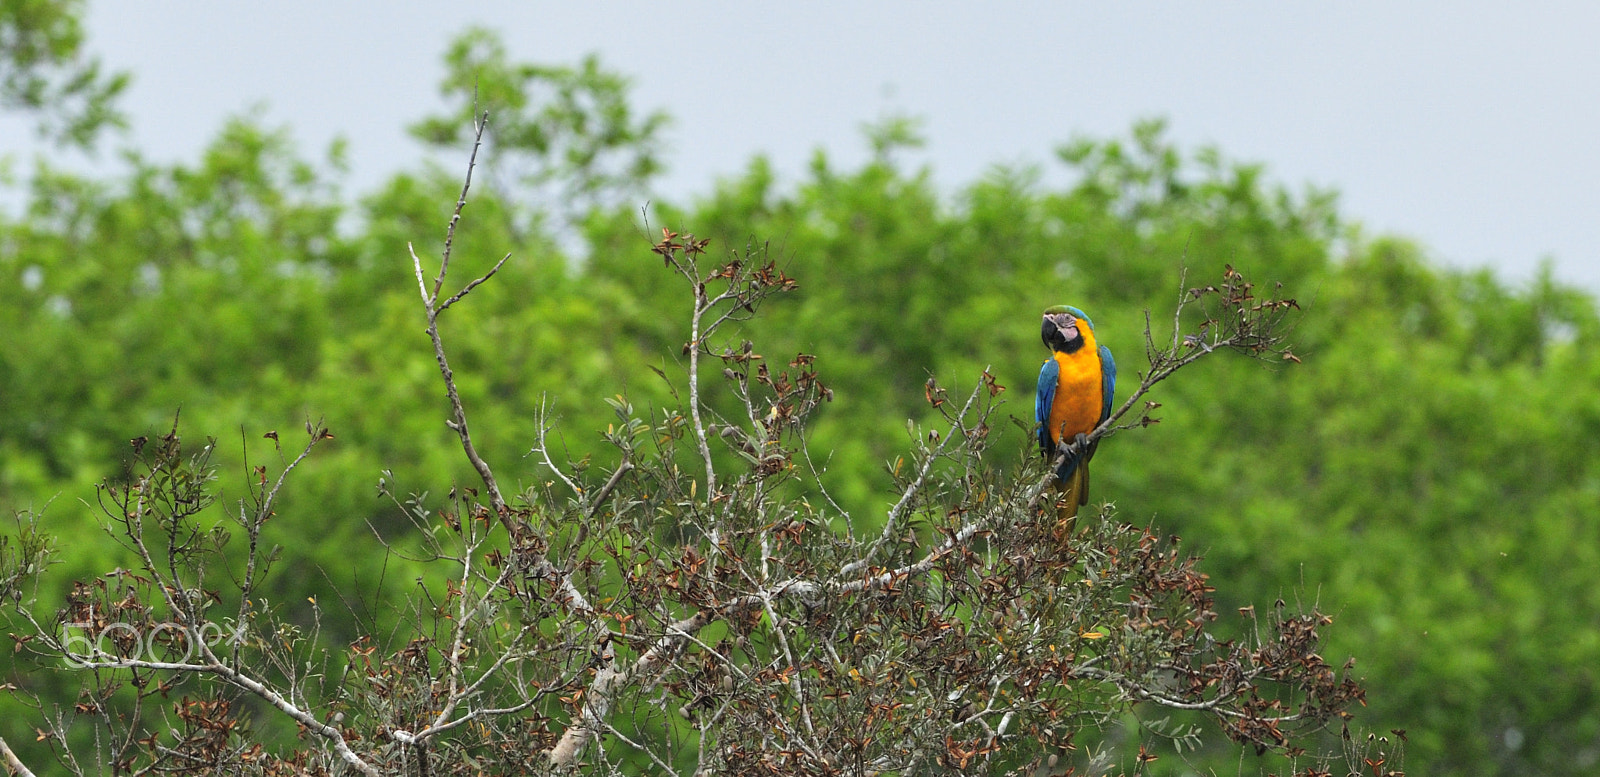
[{"xmin": 1070, "ymin": 432, "xmax": 1090, "ymax": 454}]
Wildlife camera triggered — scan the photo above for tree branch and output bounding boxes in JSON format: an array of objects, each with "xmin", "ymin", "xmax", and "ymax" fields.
[
  {"xmin": 0, "ymin": 736, "xmax": 37, "ymax": 777},
  {"xmin": 67, "ymin": 651, "xmax": 378, "ymax": 777},
  {"xmin": 409, "ymin": 115, "xmax": 596, "ymax": 613},
  {"xmin": 840, "ymin": 378, "xmax": 986, "ymax": 577}
]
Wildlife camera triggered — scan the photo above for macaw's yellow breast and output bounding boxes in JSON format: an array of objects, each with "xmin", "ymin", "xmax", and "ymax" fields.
[{"xmin": 1047, "ymin": 348, "xmax": 1103, "ymax": 445}]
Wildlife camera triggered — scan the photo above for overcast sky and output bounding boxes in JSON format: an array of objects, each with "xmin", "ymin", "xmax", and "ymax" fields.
[{"xmin": 31, "ymin": 3, "xmax": 1600, "ymax": 290}]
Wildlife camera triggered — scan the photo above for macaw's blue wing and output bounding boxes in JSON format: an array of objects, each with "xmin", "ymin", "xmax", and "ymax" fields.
[
  {"xmin": 1098, "ymin": 344, "xmax": 1116, "ymax": 425},
  {"xmin": 1035, "ymin": 357, "xmax": 1059, "ymax": 456}
]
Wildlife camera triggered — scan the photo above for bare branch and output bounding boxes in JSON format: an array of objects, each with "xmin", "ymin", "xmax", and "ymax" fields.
[
  {"xmin": 434, "ymin": 110, "xmax": 488, "ymax": 304},
  {"xmin": 0, "ymin": 736, "xmax": 37, "ymax": 777},
  {"xmin": 686, "ymin": 282, "xmax": 719, "ymax": 500},
  {"xmin": 530, "ymin": 394, "xmax": 581, "ymax": 497},
  {"xmin": 438, "ymin": 251, "xmax": 512, "ymax": 313},
  {"xmin": 408, "ymin": 117, "xmax": 598, "ymax": 614},
  {"xmin": 585, "ymin": 458, "xmax": 634, "ymax": 519},
  {"xmin": 549, "ymin": 609, "xmax": 711, "ymax": 767},
  {"xmin": 68, "ymin": 650, "xmax": 378, "ymax": 776}
]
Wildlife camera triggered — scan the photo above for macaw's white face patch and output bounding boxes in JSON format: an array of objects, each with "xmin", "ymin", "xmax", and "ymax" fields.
[{"xmin": 1045, "ymin": 312, "xmax": 1078, "ymax": 342}]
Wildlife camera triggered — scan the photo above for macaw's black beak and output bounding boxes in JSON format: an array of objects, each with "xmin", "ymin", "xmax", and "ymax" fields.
[
  {"xmin": 1043, "ymin": 314, "xmax": 1081, "ymax": 348},
  {"xmin": 1042, "ymin": 315, "xmax": 1079, "ymax": 350}
]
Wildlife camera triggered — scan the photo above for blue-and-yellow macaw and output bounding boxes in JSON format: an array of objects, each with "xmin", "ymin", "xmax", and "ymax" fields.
[{"xmin": 1035, "ymin": 305, "xmax": 1116, "ymax": 533}]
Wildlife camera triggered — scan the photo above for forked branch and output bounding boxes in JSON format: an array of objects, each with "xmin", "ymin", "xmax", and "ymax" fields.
[{"xmin": 408, "ymin": 111, "xmax": 594, "ymax": 613}]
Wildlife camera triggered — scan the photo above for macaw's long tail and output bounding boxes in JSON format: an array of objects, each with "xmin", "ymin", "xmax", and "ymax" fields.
[{"xmin": 1053, "ymin": 464, "xmax": 1090, "ymax": 539}]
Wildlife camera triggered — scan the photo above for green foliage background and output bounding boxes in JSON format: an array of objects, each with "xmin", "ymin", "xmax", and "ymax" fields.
[{"xmin": 4, "ymin": 16, "xmax": 1599, "ymax": 776}]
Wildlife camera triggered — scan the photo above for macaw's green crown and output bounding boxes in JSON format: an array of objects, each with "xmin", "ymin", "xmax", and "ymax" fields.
[{"xmin": 1042, "ymin": 305, "xmax": 1094, "ymax": 331}]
